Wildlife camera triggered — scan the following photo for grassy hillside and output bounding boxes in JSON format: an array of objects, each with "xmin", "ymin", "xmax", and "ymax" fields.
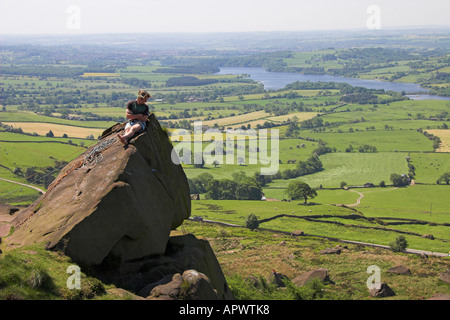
[
  {"xmin": 0, "ymin": 243, "xmax": 117, "ymax": 300},
  {"xmin": 0, "ymin": 223, "xmax": 448, "ymax": 301},
  {"xmin": 182, "ymin": 221, "xmax": 450, "ymax": 300}
]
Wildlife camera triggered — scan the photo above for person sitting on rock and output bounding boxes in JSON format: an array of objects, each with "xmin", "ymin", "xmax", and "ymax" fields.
[{"xmin": 118, "ymin": 89, "xmax": 151, "ymax": 144}]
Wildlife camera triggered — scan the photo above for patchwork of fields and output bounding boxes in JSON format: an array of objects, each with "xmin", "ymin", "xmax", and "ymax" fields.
[{"xmin": 1, "ymin": 44, "xmax": 449, "ymax": 256}]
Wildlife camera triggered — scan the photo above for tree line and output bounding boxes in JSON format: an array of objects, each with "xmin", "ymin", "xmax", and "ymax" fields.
[
  {"xmin": 188, "ymin": 172, "xmax": 262, "ymax": 200},
  {"xmin": 166, "ymin": 76, "xmax": 219, "ymax": 87}
]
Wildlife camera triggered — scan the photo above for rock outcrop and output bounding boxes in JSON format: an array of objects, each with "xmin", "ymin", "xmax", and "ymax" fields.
[
  {"xmin": 387, "ymin": 265, "xmax": 411, "ymax": 275},
  {"xmin": 100, "ymin": 234, "xmax": 234, "ymax": 300},
  {"xmin": 369, "ymin": 282, "xmax": 396, "ymax": 298},
  {"xmin": 440, "ymin": 270, "xmax": 450, "ymax": 284},
  {"xmin": 5, "ymin": 115, "xmax": 233, "ymax": 299},
  {"xmin": 9, "ymin": 115, "xmax": 190, "ymax": 266},
  {"xmin": 292, "ymin": 268, "xmax": 332, "ymax": 287}
]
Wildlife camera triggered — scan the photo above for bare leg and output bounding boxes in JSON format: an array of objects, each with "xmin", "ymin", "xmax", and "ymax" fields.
[{"xmin": 118, "ymin": 124, "xmax": 141, "ymax": 144}]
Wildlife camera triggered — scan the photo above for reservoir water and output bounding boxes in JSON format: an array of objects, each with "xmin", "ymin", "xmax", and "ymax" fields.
[{"xmin": 217, "ymin": 67, "xmax": 450, "ymax": 101}]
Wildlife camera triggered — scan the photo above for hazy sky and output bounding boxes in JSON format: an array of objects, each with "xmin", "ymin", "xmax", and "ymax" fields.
[{"xmin": 0, "ymin": 0, "xmax": 449, "ymax": 34}]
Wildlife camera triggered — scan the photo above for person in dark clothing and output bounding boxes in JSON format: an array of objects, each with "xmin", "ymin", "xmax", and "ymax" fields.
[{"xmin": 118, "ymin": 89, "xmax": 151, "ymax": 144}]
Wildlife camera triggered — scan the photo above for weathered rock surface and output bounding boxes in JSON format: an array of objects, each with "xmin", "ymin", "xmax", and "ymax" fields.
[
  {"xmin": 8, "ymin": 114, "xmax": 191, "ymax": 266},
  {"xmin": 4, "ymin": 116, "xmax": 233, "ymax": 299},
  {"xmin": 292, "ymin": 268, "xmax": 332, "ymax": 287},
  {"xmin": 98, "ymin": 234, "xmax": 234, "ymax": 300},
  {"xmin": 428, "ymin": 293, "xmax": 450, "ymax": 300},
  {"xmin": 320, "ymin": 248, "xmax": 341, "ymax": 255},
  {"xmin": 387, "ymin": 265, "xmax": 411, "ymax": 275},
  {"xmin": 440, "ymin": 270, "xmax": 450, "ymax": 284},
  {"xmin": 148, "ymin": 270, "xmax": 219, "ymax": 300},
  {"xmin": 369, "ymin": 282, "xmax": 396, "ymax": 298}
]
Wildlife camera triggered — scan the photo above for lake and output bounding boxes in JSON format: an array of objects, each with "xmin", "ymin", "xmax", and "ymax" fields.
[{"xmin": 217, "ymin": 67, "xmax": 450, "ymax": 101}]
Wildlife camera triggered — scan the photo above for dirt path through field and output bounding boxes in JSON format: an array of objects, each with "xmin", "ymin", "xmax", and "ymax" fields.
[
  {"xmin": 345, "ymin": 186, "xmax": 401, "ymax": 207},
  {"xmin": 346, "ymin": 189, "xmax": 364, "ymax": 207},
  {"xmin": 0, "ymin": 177, "xmax": 46, "ymax": 194}
]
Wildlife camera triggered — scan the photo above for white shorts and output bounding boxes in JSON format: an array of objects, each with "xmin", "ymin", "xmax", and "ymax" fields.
[{"xmin": 125, "ymin": 120, "xmax": 146, "ymax": 132}]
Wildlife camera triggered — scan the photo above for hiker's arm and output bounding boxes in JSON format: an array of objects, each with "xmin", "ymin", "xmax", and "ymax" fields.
[
  {"xmin": 126, "ymin": 109, "xmax": 147, "ymax": 121},
  {"xmin": 135, "ymin": 114, "xmax": 148, "ymax": 121}
]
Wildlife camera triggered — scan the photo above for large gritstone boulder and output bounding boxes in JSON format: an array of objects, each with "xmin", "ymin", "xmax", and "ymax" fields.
[{"xmin": 8, "ymin": 114, "xmax": 191, "ymax": 267}]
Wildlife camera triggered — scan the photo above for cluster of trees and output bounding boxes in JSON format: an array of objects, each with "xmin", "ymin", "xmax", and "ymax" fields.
[
  {"xmin": 335, "ymin": 48, "xmax": 420, "ymax": 64},
  {"xmin": 154, "ymin": 66, "xmax": 219, "ymax": 74},
  {"xmin": 326, "ymin": 48, "xmax": 422, "ymax": 78},
  {"xmin": 1, "ymin": 85, "xmax": 135, "ymax": 112},
  {"xmin": 13, "ymin": 161, "xmax": 68, "ymax": 188},
  {"xmin": 285, "ymin": 81, "xmax": 404, "ymax": 104},
  {"xmin": 312, "ymin": 141, "xmax": 334, "ymax": 155},
  {"xmin": 430, "ymin": 72, "xmax": 450, "ymax": 83},
  {"xmin": 166, "ymin": 76, "xmax": 219, "ymax": 87},
  {"xmin": 121, "ymin": 77, "xmax": 152, "ymax": 89},
  {"xmin": 0, "ymin": 66, "xmax": 85, "ymax": 78},
  {"xmin": 188, "ymin": 171, "xmax": 320, "ymax": 204},
  {"xmin": 390, "ymin": 173, "xmax": 411, "ymax": 187},
  {"xmin": 159, "ymin": 83, "xmax": 263, "ymax": 102},
  {"xmin": 436, "ymin": 172, "xmax": 450, "ymax": 185},
  {"xmin": 285, "ymin": 81, "xmax": 351, "ymax": 91},
  {"xmin": 1, "ymin": 123, "xmax": 24, "ymax": 134},
  {"xmin": 418, "ymin": 129, "xmax": 442, "ymax": 150},
  {"xmin": 405, "ymin": 155, "xmax": 415, "ymax": 179},
  {"xmin": 194, "ymin": 51, "xmax": 292, "ymax": 73},
  {"xmin": 287, "ymin": 66, "xmax": 325, "ymax": 74},
  {"xmin": 188, "ymin": 172, "xmax": 262, "ymax": 200},
  {"xmin": 340, "ymin": 93, "xmax": 378, "ymax": 104},
  {"xmin": 344, "ymin": 144, "xmax": 377, "ymax": 153}
]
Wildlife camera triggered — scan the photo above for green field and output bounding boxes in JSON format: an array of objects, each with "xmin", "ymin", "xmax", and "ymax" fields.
[
  {"xmin": 410, "ymin": 153, "xmax": 450, "ymax": 183},
  {"xmin": 298, "ymin": 130, "xmax": 434, "ymax": 152},
  {"xmin": 2, "ymin": 40, "xmax": 450, "ymax": 257},
  {"xmin": 190, "ymin": 182, "xmax": 449, "ymax": 253},
  {"xmin": 0, "ymin": 112, "xmax": 113, "ymax": 129},
  {"xmin": 0, "ymin": 131, "xmax": 91, "ymax": 204},
  {"xmin": 267, "ymin": 152, "xmax": 409, "ymax": 188}
]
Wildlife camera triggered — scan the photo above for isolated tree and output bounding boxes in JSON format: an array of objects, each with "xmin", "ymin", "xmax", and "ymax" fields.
[
  {"xmin": 46, "ymin": 130, "xmax": 54, "ymax": 137},
  {"xmin": 286, "ymin": 181, "xmax": 317, "ymax": 204},
  {"xmin": 389, "ymin": 235, "xmax": 408, "ymax": 253},
  {"xmin": 245, "ymin": 213, "xmax": 259, "ymax": 230},
  {"xmin": 340, "ymin": 181, "xmax": 347, "ymax": 189},
  {"xmin": 437, "ymin": 172, "xmax": 450, "ymax": 185}
]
